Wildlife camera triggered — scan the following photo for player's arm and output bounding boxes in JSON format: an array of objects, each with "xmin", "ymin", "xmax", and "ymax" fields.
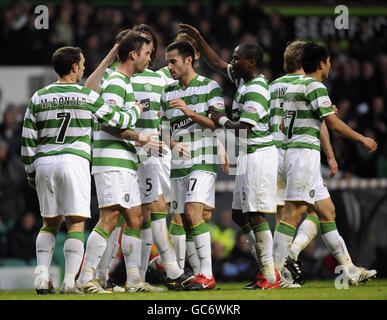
[
  {"xmin": 160, "ymin": 95, "xmax": 191, "ymax": 159},
  {"xmin": 84, "ymin": 43, "xmax": 118, "ymax": 92},
  {"xmin": 320, "ymin": 121, "xmax": 338, "ymax": 178},
  {"xmin": 324, "ymin": 113, "xmax": 377, "ymax": 152},
  {"xmin": 88, "ymin": 91, "xmax": 143, "ymax": 129},
  {"xmin": 209, "ymin": 107, "xmax": 252, "ymax": 135},
  {"xmin": 170, "ymin": 98, "xmax": 218, "ymax": 130},
  {"xmin": 179, "ymin": 23, "xmax": 228, "ymax": 78},
  {"xmin": 21, "ymin": 98, "xmax": 38, "ymax": 188}
]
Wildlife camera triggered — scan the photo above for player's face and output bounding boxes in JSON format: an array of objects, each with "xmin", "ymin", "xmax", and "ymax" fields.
[
  {"xmin": 76, "ymin": 53, "xmax": 85, "ymax": 82},
  {"xmin": 134, "ymin": 42, "xmax": 152, "ymax": 73},
  {"xmin": 231, "ymin": 47, "xmax": 248, "ymax": 78},
  {"xmin": 321, "ymin": 56, "xmax": 331, "ymax": 80},
  {"xmin": 166, "ymin": 49, "xmax": 189, "ymax": 80},
  {"xmin": 140, "ymin": 31, "xmax": 155, "ymax": 61}
]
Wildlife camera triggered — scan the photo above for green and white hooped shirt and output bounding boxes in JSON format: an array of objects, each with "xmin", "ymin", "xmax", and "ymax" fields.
[
  {"xmin": 21, "ymin": 82, "xmax": 141, "ymax": 179},
  {"xmin": 92, "ymin": 70, "xmax": 139, "ymax": 174},
  {"xmin": 160, "ymin": 74, "xmax": 225, "ymax": 178},
  {"xmin": 282, "ymin": 75, "xmax": 334, "ymax": 151},
  {"xmin": 269, "ymin": 73, "xmax": 304, "ymax": 148},
  {"xmin": 227, "ymin": 64, "xmax": 274, "ymax": 154}
]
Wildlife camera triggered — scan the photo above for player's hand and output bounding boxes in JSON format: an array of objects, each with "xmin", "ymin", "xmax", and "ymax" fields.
[
  {"xmin": 106, "ymin": 43, "xmax": 119, "ymax": 66},
  {"xmin": 171, "ymin": 142, "xmax": 191, "ymax": 160},
  {"xmin": 218, "ymin": 147, "xmax": 229, "ymax": 174},
  {"xmin": 208, "ymin": 107, "xmax": 225, "ymax": 126},
  {"xmin": 361, "ymin": 137, "xmax": 378, "ymax": 153},
  {"xmin": 139, "ymin": 133, "xmax": 165, "ymax": 156},
  {"xmin": 179, "ymin": 23, "xmax": 202, "ymax": 42},
  {"xmin": 135, "ymin": 100, "xmax": 144, "ymax": 115},
  {"xmin": 332, "ymin": 104, "xmax": 338, "ymax": 114},
  {"xmin": 327, "ymin": 157, "xmax": 338, "ymax": 178},
  {"xmin": 170, "ymin": 99, "xmax": 193, "ymax": 117},
  {"xmin": 27, "ymin": 178, "xmax": 36, "ymax": 189}
]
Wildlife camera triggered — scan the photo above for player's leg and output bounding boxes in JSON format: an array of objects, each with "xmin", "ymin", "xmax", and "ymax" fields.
[
  {"xmin": 273, "ymin": 201, "xmax": 305, "ymax": 272},
  {"xmin": 248, "ymin": 212, "xmax": 278, "ymax": 287},
  {"xmin": 35, "ymin": 216, "xmax": 62, "ymax": 294},
  {"xmin": 183, "ymin": 171, "xmax": 216, "ymax": 290},
  {"xmin": 169, "ymin": 213, "xmax": 187, "ymax": 270},
  {"xmin": 137, "ymin": 161, "xmax": 157, "ymax": 280},
  {"xmin": 288, "ymin": 209, "xmax": 319, "ymax": 261},
  {"xmin": 139, "ymin": 203, "xmax": 153, "ymax": 280},
  {"xmin": 314, "ymin": 196, "xmax": 377, "ymax": 285},
  {"xmin": 34, "ymin": 158, "xmax": 63, "ymax": 294},
  {"xmin": 151, "ymin": 194, "xmax": 188, "ymax": 285},
  {"xmin": 120, "ymin": 173, "xmax": 164, "ymax": 292},
  {"xmin": 94, "ymin": 215, "xmax": 124, "ymax": 291},
  {"xmin": 77, "ymin": 204, "xmax": 121, "ymax": 292},
  {"xmin": 61, "ymin": 215, "xmax": 86, "ymax": 294}
]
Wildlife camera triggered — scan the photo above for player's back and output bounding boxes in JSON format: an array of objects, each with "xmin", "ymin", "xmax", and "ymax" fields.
[
  {"xmin": 282, "ymin": 76, "xmax": 333, "ymax": 151},
  {"xmin": 25, "ymin": 82, "xmax": 97, "ymax": 162},
  {"xmin": 269, "ymin": 73, "xmax": 304, "ymax": 148}
]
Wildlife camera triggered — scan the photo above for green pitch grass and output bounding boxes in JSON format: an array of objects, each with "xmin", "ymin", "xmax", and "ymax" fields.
[{"xmin": 1, "ymin": 279, "xmax": 386, "ymax": 300}]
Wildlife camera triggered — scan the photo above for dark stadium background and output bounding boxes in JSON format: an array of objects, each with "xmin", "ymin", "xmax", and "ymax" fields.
[{"xmin": 0, "ymin": 0, "xmax": 386, "ymax": 288}]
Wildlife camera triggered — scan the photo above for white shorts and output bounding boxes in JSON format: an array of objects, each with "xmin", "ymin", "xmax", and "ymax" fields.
[
  {"xmin": 284, "ymin": 148, "xmax": 330, "ymax": 204},
  {"xmin": 277, "ymin": 148, "xmax": 286, "ymax": 207},
  {"xmin": 94, "ymin": 170, "xmax": 142, "ymax": 209},
  {"xmin": 138, "ymin": 158, "xmax": 159, "ymax": 204},
  {"xmin": 232, "ymin": 146, "xmax": 278, "ymax": 213},
  {"xmin": 158, "ymin": 146, "xmax": 172, "ymax": 204},
  {"xmin": 170, "ymin": 170, "xmax": 216, "ymax": 214},
  {"xmin": 35, "ymin": 154, "xmax": 91, "ymax": 218}
]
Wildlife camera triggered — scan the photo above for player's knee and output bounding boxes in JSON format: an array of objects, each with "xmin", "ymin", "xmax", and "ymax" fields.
[{"xmin": 202, "ymin": 210, "xmax": 212, "ymax": 223}]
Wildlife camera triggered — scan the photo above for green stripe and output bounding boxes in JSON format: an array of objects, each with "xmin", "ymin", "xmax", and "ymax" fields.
[
  {"xmin": 141, "ymin": 220, "xmax": 151, "ymax": 230},
  {"xmin": 93, "ymin": 226, "xmax": 110, "ymax": 240},
  {"xmin": 34, "ymin": 149, "xmax": 91, "ymax": 161},
  {"xmin": 151, "ymin": 211, "xmax": 168, "ymax": 221},
  {"xmin": 22, "ymin": 137, "xmax": 37, "ymax": 148},
  {"xmin": 191, "ymin": 221, "xmax": 209, "ymax": 237},
  {"xmin": 282, "ymin": 141, "xmax": 321, "ymax": 151},
  {"xmin": 253, "ymin": 222, "xmax": 271, "ymax": 234},
  {"xmin": 116, "ymin": 215, "xmax": 126, "ymax": 228},
  {"xmin": 39, "ymin": 227, "xmax": 57, "ymax": 236},
  {"xmin": 305, "ymin": 215, "xmax": 320, "ymax": 231},
  {"xmin": 169, "ymin": 222, "xmax": 186, "ymax": 235},
  {"xmin": 93, "ymin": 139, "xmax": 137, "ymax": 152},
  {"xmin": 66, "ymin": 231, "xmax": 85, "ymax": 243},
  {"xmin": 123, "ymin": 227, "xmax": 141, "ymax": 239},
  {"xmin": 38, "ymin": 135, "xmax": 90, "ymax": 146},
  {"xmin": 36, "ymin": 118, "xmax": 93, "ymax": 130},
  {"xmin": 247, "ymin": 141, "xmax": 276, "ymax": 153},
  {"xmin": 186, "ymin": 231, "xmax": 193, "ymax": 242},
  {"xmin": 276, "ymin": 221, "xmax": 296, "ymax": 237},
  {"xmin": 92, "ymin": 157, "xmax": 138, "ymax": 170},
  {"xmin": 135, "ymin": 118, "xmax": 160, "ymax": 129},
  {"xmin": 320, "ymin": 221, "xmax": 337, "ymax": 235},
  {"xmin": 170, "ymin": 164, "xmax": 217, "ymax": 178},
  {"xmin": 292, "ymin": 126, "xmax": 320, "ymax": 138},
  {"xmin": 240, "ymin": 223, "xmax": 252, "ymax": 235}
]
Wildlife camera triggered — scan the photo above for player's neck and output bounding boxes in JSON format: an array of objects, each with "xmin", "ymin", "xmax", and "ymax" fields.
[
  {"xmin": 117, "ymin": 62, "xmax": 135, "ymax": 79},
  {"xmin": 289, "ymin": 68, "xmax": 305, "ymax": 75},
  {"xmin": 179, "ymin": 70, "xmax": 197, "ymax": 88},
  {"xmin": 306, "ymin": 71, "xmax": 323, "ymax": 82},
  {"xmin": 57, "ymin": 74, "xmax": 77, "ymax": 83},
  {"xmin": 243, "ymin": 69, "xmax": 260, "ymax": 82}
]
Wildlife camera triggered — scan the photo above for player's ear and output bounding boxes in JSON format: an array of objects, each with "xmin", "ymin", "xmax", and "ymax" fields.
[
  {"xmin": 186, "ymin": 55, "xmax": 193, "ymax": 66},
  {"xmin": 129, "ymin": 50, "xmax": 138, "ymax": 61},
  {"xmin": 71, "ymin": 62, "xmax": 79, "ymax": 73}
]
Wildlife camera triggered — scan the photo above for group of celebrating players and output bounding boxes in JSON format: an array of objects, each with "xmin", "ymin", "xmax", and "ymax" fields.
[{"xmin": 20, "ymin": 22, "xmax": 377, "ymax": 295}]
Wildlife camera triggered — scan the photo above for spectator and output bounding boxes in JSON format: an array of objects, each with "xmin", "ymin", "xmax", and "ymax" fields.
[{"xmin": 7, "ymin": 211, "xmax": 39, "ymax": 262}]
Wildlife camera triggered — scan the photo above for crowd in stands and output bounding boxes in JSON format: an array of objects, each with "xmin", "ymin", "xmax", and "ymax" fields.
[{"xmin": 0, "ymin": 0, "xmax": 386, "ymax": 278}]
